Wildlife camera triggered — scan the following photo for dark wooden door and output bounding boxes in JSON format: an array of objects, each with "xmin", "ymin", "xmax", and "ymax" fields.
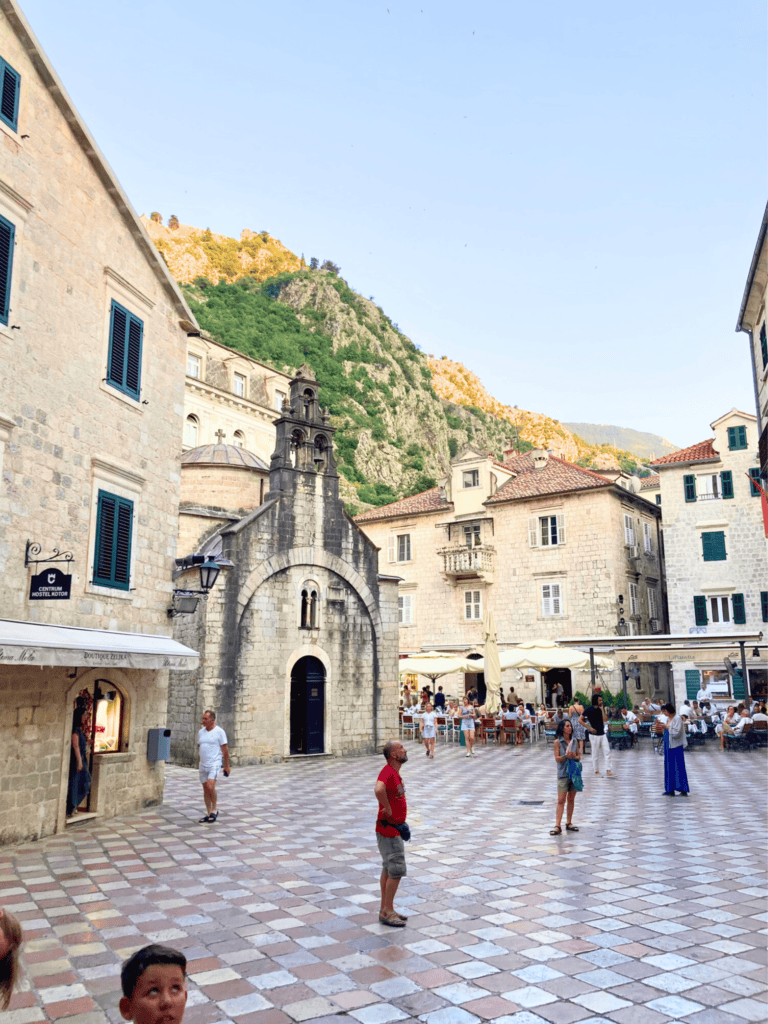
[{"xmin": 290, "ymin": 657, "xmax": 325, "ymax": 754}]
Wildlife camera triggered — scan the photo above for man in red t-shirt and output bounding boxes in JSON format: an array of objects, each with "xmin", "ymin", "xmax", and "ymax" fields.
[{"xmin": 374, "ymin": 740, "xmax": 409, "ymax": 927}]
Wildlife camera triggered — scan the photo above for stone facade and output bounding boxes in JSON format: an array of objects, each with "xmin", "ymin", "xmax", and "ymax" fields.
[
  {"xmin": 652, "ymin": 410, "xmax": 768, "ymax": 704},
  {"xmin": 356, "ymin": 448, "xmax": 670, "ymax": 705},
  {"xmin": 183, "ymin": 334, "xmax": 291, "ymax": 463},
  {"xmin": 0, "ymin": 2, "xmax": 197, "ymax": 843},
  {"xmin": 168, "ymin": 368, "xmax": 400, "ymax": 764},
  {"xmin": 736, "ymin": 202, "xmax": 768, "ymax": 483}
]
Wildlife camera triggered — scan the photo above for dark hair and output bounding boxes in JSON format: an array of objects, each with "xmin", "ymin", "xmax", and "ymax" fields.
[
  {"xmin": 0, "ymin": 910, "xmax": 23, "ymax": 1010},
  {"xmin": 555, "ymin": 719, "xmax": 573, "ymax": 739},
  {"xmin": 591, "ymin": 694, "xmax": 601, "ymax": 706},
  {"xmin": 382, "ymin": 740, "xmax": 396, "ymax": 759},
  {"xmin": 663, "ymin": 703, "xmax": 675, "ymax": 715},
  {"xmin": 121, "ymin": 944, "xmax": 186, "ymax": 998},
  {"xmin": 204, "ymin": 709, "xmax": 216, "ymax": 720},
  {"xmin": 72, "ymin": 708, "xmax": 85, "ymax": 732}
]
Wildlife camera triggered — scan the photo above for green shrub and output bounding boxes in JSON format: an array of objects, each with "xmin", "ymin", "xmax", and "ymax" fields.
[{"xmin": 448, "ymin": 437, "xmax": 459, "ymax": 458}]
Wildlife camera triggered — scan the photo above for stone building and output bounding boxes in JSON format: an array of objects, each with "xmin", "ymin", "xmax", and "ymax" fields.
[
  {"xmin": 0, "ymin": 1, "xmax": 198, "ymax": 843},
  {"xmin": 168, "ymin": 367, "xmax": 400, "ymax": 763},
  {"xmin": 183, "ymin": 333, "xmax": 292, "ymax": 464},
  {"xmin": 355, "ymin": 447, "xmax": 670, "ymax": 705},
  {"xmin": 736, "ymin": 201, "xmax": 768, "ymax": 485},
  {"xmin": 651, "ymin": 410, "xmax": 768, "ymax": 703}
]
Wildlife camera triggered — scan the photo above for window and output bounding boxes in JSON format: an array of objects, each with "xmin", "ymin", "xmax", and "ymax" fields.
[
  {"xmin": 693, "ymin": 595, "xmax": 708, "ymax": 625},
  {"xmin": 732, "ymin": 593, "xmax": 746, "ymax": 625},
  {"xmin": 541, "ymin": 582, "xmax": 563, "ymax": 617},
  {"xmin": 701, "ymin": 531, "xmax": 726, "ymax": 562},
  {"xmin": 93, "ymin": 490, "xmax": 133, "ymax": 590},
  {"xmin": 761, "ymin": 323, "xmax": 767, "ymax": 369},
  {"xmin": 749, "ymin": 469, "xmax": 762, "ymax": 497},
  {"xmin": 276, "ymin": 390, "xmax": 286, "ymax": 411},
  {"xmin": 727, "ymin": 425, "xmax": 747, "ymax": 450},
  {"xmin": 463, "ymin": 522, "xmax": 481, "ymax": 547},
  {"xmin": 388, "ymin": 534, "xmax": 412, "ymax": 562},
  {"xmin": 643, "ymin": 521, "xmax": 652, "ymax": 554},
  {"xmin": 761, "ymin": 591, "xmax": 768, "ymax": 623},
  {"xmin": 93, "ymin": 684, "xmax": 125, "ymax": 753},
  {"xmin": 0, "ymin": 57, "xmax": 20, "ymax": 133},
  {"xmin": 233, "ymin": 372, "xmax": 246, "ymax": 397},
  {"xmin": 720, "ymin": 470, "xmax": 734, "ymax": 499},
  {"xmin": 233, "ymin": 430, "xmax": 245, "ymax": 448},
  {"xmin": 653, "ymin": 665, "xmax": 661, "ymax": 692},
  {"xmin": 0, "ymin": 213, "xmax": 13, "ymax": 326},
  {"xmin": 185, "ymin": 415, "xmax": 199, "ymax": 447},
  {"xmin": 106, "ymin": 300, "xmax": 143, "ymax": 400},
  {"xmin": 398, "ymin": 594, "xmax": 413, "ymax": 625},
  {"xmin": 684, "ymin": 474, "xmax": 697, "ymax": 502},
  {"xmin": 528, "ymin": 514, "xmax": 565, "ymax": 547},
  {"xmin": 648, "ymin": 587, "xmax": 658, "ymax": 619},
  {"xmin": 187, "ymin": 353, "xmax": 201, "ymax": 378},
  {"xmin": 463, "ymin": 469, "xmax": 480, "ymax": 488},
  {"xmin": 464, "ymin": 590, "xmax": 482, "ymax": 620},
  {"xmin": 655, "ymin": 494, "xmax": 661, "ymax": 505},
  {"xmin": 300, "ymin": 587, "xmax": 318, "ymax": 628},
  {"xmin": 623, "ymin": 513, "xmax": 635, "ymax": 547},
  {"xmin": 629, "ymin": 582, "xmax": 639, "ymax": 616},
  {"xmin": 709, "ymin": 596, "xmax": 731, "ymax": 624},
  {"xmin": 698, "ymin": 473, "xmax": 720, "ymax": 500}
]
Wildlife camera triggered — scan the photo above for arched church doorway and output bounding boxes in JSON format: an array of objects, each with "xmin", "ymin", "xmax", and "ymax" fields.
[
  {"xmin": 290, "ymin": 656, "xmax": 325, "ymax": 754},
  {"xmin": 544, "ymin": 667, "xmax": 572, "ymax": 708}
]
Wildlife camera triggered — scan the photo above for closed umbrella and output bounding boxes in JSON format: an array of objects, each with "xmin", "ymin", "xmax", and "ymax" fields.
[{"xmin": 482, "ymin": 610, "xmax": 502, "ymax": 715}]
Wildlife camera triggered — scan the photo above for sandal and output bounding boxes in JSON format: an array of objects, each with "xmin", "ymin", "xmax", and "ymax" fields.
[
  {"xmin": 379, "ymin": 910, "xmax": 406, "ymax": 927},
  {"xmin": 199, "ymin": 814, "xmax": 212, "ymax": 823},
  {"xmin": 379, "ymin": 909, "xmax": 409, "ymax": 921},
  {"xmin": 549, "ymin": 826, "xmax": 562, "ymax": 835},
  {"xmin": 565, "ymin": 823, "xmax": 579, "ymax": 832},
  {"xmin": 208, "ymin": 811, "xmax": 218, "ymax": 822}
]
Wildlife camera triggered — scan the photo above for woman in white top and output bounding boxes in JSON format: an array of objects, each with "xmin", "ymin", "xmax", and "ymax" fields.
[
  {"xmin": 460, "ymin": 696, "xmax": 477, "ymax": 758},
  {"xmin": 420, "ymin": 702, "xmax": 437, "ymax": 759}
]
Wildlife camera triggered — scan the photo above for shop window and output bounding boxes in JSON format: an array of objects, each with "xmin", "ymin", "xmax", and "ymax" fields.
[{"xmin": 93, "ymin": 682, "xmax": 125, "ymax": 752}]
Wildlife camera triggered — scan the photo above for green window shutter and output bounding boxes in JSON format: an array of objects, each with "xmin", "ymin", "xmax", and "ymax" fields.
[
  {"xmin": 720, "ymin": 470, "xmax": 733, "ymax": 499},
  {"xmin": 727, "ymin": 426, "xmax": 736, "ymax": 449},
  {"xmin": 732, "ymin": 671, "xmax": 745, "ymax": 699},
  {"xmin": 749, "ymin": 469, "xmax": 761, "ymax": 497},
  {"xmin": 732, "ymin": 593, "xmax": 746, "ymax": 625},
  {"xmin": 684, "ymin": 474, "xmax": 696, "ymax": 502},
  {"xmin": 685, "ymin": 669, "xmax": 701, "ymax": 700},
  {"xmin": 761, "ymin": 591, "xmax": 768, "ymax": 623},
  {"xmin": 93, "ymin": 490, "xmax": 133, "ymax": 590},
  {"xmin": 701, "ymin": 531, "xmax": 726, "ymax": 561},
  {"xmin": 107, "ymin": 300, "xmax": 143, "ymax": 399},
  {"xmin": 738, "ymin": 425, "xmax": 747, "ymax": 448},
  {"xmin": 0, "ymin": 214, "xmax": 14, "ymax": 326},
  {"xmin": 693, "ymin": 595, "xmax": 708, "ymax": 625},
  {"xmin": 0, "ymin": 58, "xmax": 20, "ymax": 132},
  {"xmin": 761, "ymin": 323, "xmax": 767, "ymax": 369}
]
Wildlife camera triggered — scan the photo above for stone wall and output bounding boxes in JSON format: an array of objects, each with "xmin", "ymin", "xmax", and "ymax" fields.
[
  {"xmin": 180, "ymin": 466, "xmax": 266, "ymax": 518},
  {"xmin": 0, "ymin": 665, "xmax": 166, "ymax": 844}
]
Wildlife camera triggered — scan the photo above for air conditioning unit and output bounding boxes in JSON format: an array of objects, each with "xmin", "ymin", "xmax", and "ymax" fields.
[{"xmin": 630, "ymin": 544, "xmax": 640, "ymax": 558}]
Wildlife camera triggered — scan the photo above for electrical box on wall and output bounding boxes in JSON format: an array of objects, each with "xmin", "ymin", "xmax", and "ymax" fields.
[{"xmin": 147, "ymin": 728, "xmax": 171, "ymax": 762}]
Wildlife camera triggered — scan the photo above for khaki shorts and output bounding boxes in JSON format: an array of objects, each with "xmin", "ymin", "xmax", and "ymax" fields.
[
  {"xmin": 377, "ymin": 833, "xmax": 407, "ymax": 878},
  {"xmin": 557, "ymin": 777, "xmax": 576, "ymax": 793}
]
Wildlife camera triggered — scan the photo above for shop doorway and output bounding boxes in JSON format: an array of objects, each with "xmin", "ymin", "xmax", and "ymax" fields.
[
  {"xmin": 544, "ymin": 668, "xmax": 572, "ymax": 707},
  {"xmin": 67, "ymin": 680, "xmax": 124, "ymax": 818},
  {"xmin": 465, "ymin": 654, "xmax": 485, "ymax": 705},
  {"xmin": 290, "ymin": 656, "xmax": 325, "ymax": 754}
]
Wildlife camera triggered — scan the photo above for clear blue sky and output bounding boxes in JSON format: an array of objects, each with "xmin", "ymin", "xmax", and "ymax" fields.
[{"xmin": 21, "ymin": 0, "xmax": 766, "ymax": 448}]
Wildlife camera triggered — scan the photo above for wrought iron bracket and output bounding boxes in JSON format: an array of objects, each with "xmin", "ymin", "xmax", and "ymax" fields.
[{"xmin": 25, "ymin": 540, "xmax": 75, "ymax": 568}]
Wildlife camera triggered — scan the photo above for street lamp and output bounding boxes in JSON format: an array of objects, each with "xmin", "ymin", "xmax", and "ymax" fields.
[{"xmin": 168, "ymin": 555, "xmax": 221, "ymax": 617}]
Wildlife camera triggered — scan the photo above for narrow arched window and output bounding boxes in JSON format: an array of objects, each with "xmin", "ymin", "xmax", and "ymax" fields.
[
  {"xmin": 185, "ymin": 415, "xmax": 199, "ymax": 447},
  {"xmin": 309, "ymin": 589, "xmax": 318, "ymax": 628},
  {"xmin": 300, "ymin": 589, "xmax": 309, "ymax": 628},
  {"xmin": 233, "ymin": 430, "xmax": 245, "ymax": 448}
]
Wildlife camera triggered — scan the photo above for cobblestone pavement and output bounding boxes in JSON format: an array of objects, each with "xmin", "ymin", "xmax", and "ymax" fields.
[{"xmin": 2, "ymin": 737, "xmax": 767, "ymax": 1024}]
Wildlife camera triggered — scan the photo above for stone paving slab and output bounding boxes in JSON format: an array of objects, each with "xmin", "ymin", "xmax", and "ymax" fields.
[{"xmin": 1, "ymin": 738, "xmax": 766, "ymax": 1024}]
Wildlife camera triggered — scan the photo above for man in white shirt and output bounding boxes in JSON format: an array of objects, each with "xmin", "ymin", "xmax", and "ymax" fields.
[
  {"xmin": 697, "ymin": 683, "xmax": 714, "ymax": 703},
  {"xmin": 198, "ymin": 709, "xmax": 230, "ymax": 823},
  {"xmin": 620, "ymin": 707, "xmax": 638, "ymax": 745}
]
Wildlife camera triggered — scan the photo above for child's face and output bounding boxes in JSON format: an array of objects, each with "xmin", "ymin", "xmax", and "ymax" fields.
[{"xmin": 120, "ymin": 965, "xmax": 187, "ymax": 1024}]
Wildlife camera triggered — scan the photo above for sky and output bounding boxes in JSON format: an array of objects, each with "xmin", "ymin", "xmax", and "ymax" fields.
[{"xmin": 19, "ymin": 0, "xmax": 767, "ymax": 449}]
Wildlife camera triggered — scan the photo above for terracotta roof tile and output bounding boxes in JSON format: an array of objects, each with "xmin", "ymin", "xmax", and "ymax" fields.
[
  {"xmin": 353, "ymin": 487, "xmax": 452, "ymax": 523},
  {"xmin": 640, "ymin": 474, "xmax": 660, "ymax": 489},
  {"xmin": 650, "ymin": 440, "xmax": 719, "ymax": 466},
  {"xmin": 485, "ymin": 453, "xmax": 613, "ymax": 503}
]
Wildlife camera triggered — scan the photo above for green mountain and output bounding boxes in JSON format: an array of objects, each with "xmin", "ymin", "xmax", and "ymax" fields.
[{"xmin": 562, "ymin": 423, "xmax": 678, "ymax": 462}]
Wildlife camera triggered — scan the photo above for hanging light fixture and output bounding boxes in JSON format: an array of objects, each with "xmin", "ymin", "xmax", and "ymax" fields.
[{"xmin": 168, "ymin": 555, "xmax": 221, "ymax": 617}]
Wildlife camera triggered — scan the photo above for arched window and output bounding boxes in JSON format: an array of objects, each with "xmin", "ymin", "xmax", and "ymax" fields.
[
  {"xmin": 300, "ymin": 581, "xmax": 320, "ymax": 629},
  {"xmin": 233, "ymin": 430, "xmax": 245, "ymax": 448},
  {"xmin": 290, "ymin": 429, "xmax": 304, "ymax": 468},
  {"xmin": 93, "ymin": 683, "xmax": 125, "ymax": 752},
  {"xmin": 303, "ymin": 388, "xmax": 314, "ymax": 421},
  {"xmin": 301, "ymin": 589, "xmax": 309, "ymax": 628},
  {"xmin": 185, "ymin": 415, "xmax": 199, "ymax": 447},
  {"xmin": 314, "ymin": 435, "xmax": 327, "ymax": 472},
  {"xmin": 309, "ymin": 589, "xmax": 318, "ymax": 627}
]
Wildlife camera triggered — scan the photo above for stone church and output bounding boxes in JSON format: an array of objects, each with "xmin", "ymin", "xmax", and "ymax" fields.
[{"xmin": 169, "ymin": 367, "xmax": 400, "ymax": 762}]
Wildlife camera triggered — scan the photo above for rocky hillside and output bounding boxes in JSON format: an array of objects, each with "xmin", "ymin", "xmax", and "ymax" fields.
[
  {"xmin": 141, "ymin": 215, "xmax": 303, "ymax": 283},
  {"xmin": 562, "ymin": 422, "xmax": 678, "ymax": 461}
]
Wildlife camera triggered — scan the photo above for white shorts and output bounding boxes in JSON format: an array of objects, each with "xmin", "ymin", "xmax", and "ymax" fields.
[{"xmin": 199, "ymin": 765, "xmax": 221, "ymax": 783}]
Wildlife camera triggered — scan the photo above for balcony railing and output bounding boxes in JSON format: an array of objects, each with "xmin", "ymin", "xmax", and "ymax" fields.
[{"xmin": 440, "ymin": 544, "xmax": 495, "ymax": 578}]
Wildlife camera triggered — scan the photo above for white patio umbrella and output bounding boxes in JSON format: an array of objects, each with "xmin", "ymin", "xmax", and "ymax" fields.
[
  {"xmin": 398, "ymin": 654, "xmax": 479, "ymax": 683},
  {"xmin": 482, "ymin": 610, "xmax": 502, "ymax": 715}
]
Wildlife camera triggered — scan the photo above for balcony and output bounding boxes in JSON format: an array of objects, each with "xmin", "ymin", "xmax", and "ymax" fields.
[{"xmin": 440, "ymin": 544, "xmax": 495, "ymax": 582}]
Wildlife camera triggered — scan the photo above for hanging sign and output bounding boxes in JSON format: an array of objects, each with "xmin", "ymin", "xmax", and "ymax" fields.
[{"xmin": 29, "ymin": 567, "xmax": 72, "ymax": 600}]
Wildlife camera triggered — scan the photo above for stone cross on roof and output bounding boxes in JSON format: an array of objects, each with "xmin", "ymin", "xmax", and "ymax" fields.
[{"xmin": 215, "ymin": 429, "xmax": 226, "ymax": 444}]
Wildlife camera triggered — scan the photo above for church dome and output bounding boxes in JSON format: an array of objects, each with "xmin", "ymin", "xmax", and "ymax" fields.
[{"xmin": 181, "ymin": 443, "xmax": 269, "ymax": 472}]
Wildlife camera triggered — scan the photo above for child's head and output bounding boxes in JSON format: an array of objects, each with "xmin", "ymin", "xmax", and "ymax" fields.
[
  {"xmin": 120, "ymin": 945, "xmax": 187, "ymax": 1024},
  {"xmin": 0, "ymin": 909, "xmax": 23, "ymax": 1010}
]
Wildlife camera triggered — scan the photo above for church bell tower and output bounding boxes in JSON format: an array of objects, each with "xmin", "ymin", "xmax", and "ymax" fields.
[{"xmin": 268, "ymin": 365, "xmax": 338, "ymax": 497}]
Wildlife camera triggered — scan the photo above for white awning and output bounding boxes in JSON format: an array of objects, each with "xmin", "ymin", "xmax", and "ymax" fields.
[{"xmin": 0, "ymin": 619, "xmax": 199, "ymax": 671}]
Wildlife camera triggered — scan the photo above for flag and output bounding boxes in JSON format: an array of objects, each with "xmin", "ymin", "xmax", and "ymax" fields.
[{"xmin": 745, "ymin": 472, "xmax": 768, "ymax": 537}]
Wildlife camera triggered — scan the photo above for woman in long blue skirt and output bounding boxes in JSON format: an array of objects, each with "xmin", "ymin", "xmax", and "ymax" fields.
[{"xmin": 661, "ymin": 703, "xmax": 689, "ymax": 796}]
